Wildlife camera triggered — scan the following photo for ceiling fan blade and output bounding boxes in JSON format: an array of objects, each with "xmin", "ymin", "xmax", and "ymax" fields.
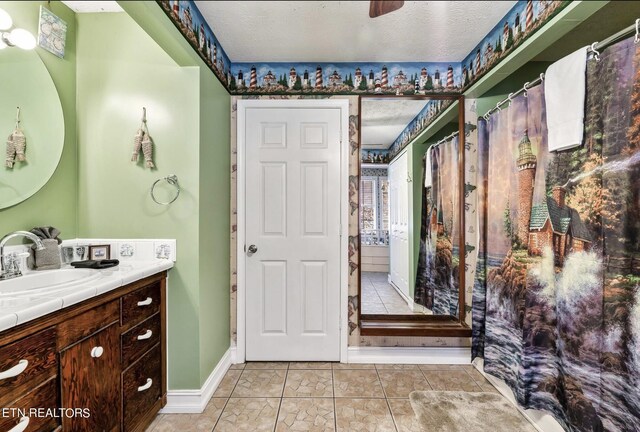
[{"xmin": 369, "ymin": 0, "xmax": 404, "ymax": 18}]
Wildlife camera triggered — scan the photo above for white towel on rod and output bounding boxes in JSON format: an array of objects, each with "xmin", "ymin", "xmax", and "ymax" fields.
[
  {"xmin": 544, "ymin": 46, "xmax": 588, "ymax": 152},
  {"xmin": 424, "ymin": 146, "xmax": 433, "ymax": 188}
]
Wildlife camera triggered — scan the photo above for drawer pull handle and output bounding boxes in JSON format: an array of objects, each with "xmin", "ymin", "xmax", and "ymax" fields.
[
  {"xmin": 137, "ymin": 330, "xmax": 153, "ymax": 340},
  {"xmin": 0, "ymin": 359, "xmax": 28, "ymax": 380},
  {"xmin": 9, "ymin": 417, "xmax": 29, "ymax": 432},
  {"xmin": 138, "ymin": 378, "xmax": 153, "ymax": 392},
  {"xmin": 90, "ymin": 346, "xmax": 104, "ymax": 358},
  {"xmin": 137, "ymin": 297, "xmax": 153, "ymax": 307}
]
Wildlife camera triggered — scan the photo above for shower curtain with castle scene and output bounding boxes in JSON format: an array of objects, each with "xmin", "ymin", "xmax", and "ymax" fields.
[
  {"xmin": 472, "ymin": 36, "xmax": 640, "ymax": 432},
  {"xmin": 415, "ymin": 136, "xmax": 460, "ymax": 316}
]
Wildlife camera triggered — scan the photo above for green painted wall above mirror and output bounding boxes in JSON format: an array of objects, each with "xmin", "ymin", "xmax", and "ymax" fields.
[{"xmin": 0, "ymin": 47, "xmax": 64, "ymax": 209}]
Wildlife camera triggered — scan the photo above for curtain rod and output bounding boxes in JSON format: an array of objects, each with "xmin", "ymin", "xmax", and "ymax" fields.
[
  {"xmin": 482, "ymin": 18, "xmax": 639, "ymax": 120},
  {"xmin": 433, "ymin": 130, "xmax": 459, "ymax": 148}
]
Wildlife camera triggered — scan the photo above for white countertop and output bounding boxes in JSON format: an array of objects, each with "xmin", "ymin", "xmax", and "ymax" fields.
[{"xmin": 0, "ymin": 260, "xmax": 174, "ymax": 333}]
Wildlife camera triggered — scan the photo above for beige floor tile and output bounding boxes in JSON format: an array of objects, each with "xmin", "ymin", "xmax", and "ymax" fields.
[
  {"xmin": 388, "ymin": 398, "xmax": 428, "ymax": 432},
  {"xmin": 232, "ymin": 369, "xmax": 287, "ymax": 397},
  {"xmin": 289, "ymin": 362, "xmax": 333, "ymax": 370},
  {"xmin": 418, "ymin": 364, "xmax": 464, "ymax": 371},
  {"xmin": 213, "ymin": 369, "xmax": 242, "ymax": 397},
  {"xmin": 275, "ymin": 398, "xmax": 336, "ymax": 431},
  {"xmin": 377, "ymin": 370, "xmax": 432, "ymax": 398},
  {"xmin": 460, "ymin": 367, "xmax": 500, "ymax": 393},
  {"xmin": 422, "ymin": 370, "xmax": 483, "ymax": 392},
  {"xmin": 145, "ymin": 413, "xmax": 163, "ymax": 431},
  {"xmin": 332, "ymin": 363, "xmax": 376, "ymax": 370},
  {"xmin": 214, "ymin": 398, "xmax": 280, "ymax": 431},
  {"xmin": 284, "ymin": 369, "xmax": 333, "ymax": 397},
  {"xmin": 245, "ymin": 361, "xmax": 290, "ymax": 369},
  {"xmin": 335, "ymin": 398, "xmax": 396, "ymax": 431},
  {"xmin": 333, "ymin": 370, "xmax": 384, "ymax": 398},
  {"xmin": 375, "ymin": 364, "xmax": 420, "ymax": 370},
  {"xmin": 153, "ymin": 398, "xmax": 227, "ymax": 431},
  {"xmin": 230, "ymin": 363, "xmax": 246, "ymax": 370}
]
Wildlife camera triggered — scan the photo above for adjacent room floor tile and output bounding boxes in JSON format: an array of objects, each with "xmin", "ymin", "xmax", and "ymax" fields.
[
  {"xmin": 422, "ymin": 370, "xmax": 483, "ymax": 392},
  {"xmin": 284, "ymin": 369, "xmax": 334, "ymax": 397},
  {"xmin": 151, "ymin": 398, "xmax": 227, "ymax": 431},
  {"xmin": 213, "ymin": 369, "xmax": 242, "ymax": 397},
  {"xmin": 377, "ymin": 370, "xmax": 432, "ymax": 398},
  {"xmin": 214, "ymin": 398, "xmax": 280, "ymax": 432},
  {"xmin": 388, "ymin": 398, "xmax": 428, "ymax": 432},
  {"xmin": 288, "ymin": 362, "xmax": 333, "ymax": 370},
  {"xmin": 245, "ymin": 361, "xmax": 290, "ymax": 369},
  {"xmin": 334, "ymin": 398, "xmax": 396, "ymax": 431},
  {"xmin": 275, "ymin": 398, "xmax": 336, "ymax": 431},
  {"xmin": 332, "ymin": 363, "xmax": 376, "ymax": 370},
  {"xmin": 375, "ymin": 364, "xmax": 420, "ymax": 370},
  {"xmin": 230, "ymin": 363, "xmax": 246, "ymax": 370},
  {"xmin": 232, "ymin": 369, "xmax": 287, "ymax": 397},
  {"xmin": 333, "ymin": 370, "xmax": 384, "ymax": 398},
  {"xmin": 418, "ymin": 364, "xmax": 464, "ymax": 371}
]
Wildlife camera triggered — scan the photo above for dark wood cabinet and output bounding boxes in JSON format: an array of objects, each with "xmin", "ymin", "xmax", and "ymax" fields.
[
  {"xmin": 61, "ymin": 324, "xmax": 121, "ymax": 432},
  {"xmin": 0, "ymin": 272, "xmax": 167, "ymax": 432}
]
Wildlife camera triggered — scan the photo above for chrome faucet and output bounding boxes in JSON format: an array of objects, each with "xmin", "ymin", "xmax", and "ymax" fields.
[{"xmin": 0, "ymin": 231, "xmax": 45, "ymax": 280}]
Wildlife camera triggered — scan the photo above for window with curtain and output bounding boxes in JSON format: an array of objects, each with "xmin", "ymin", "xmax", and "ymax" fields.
[{"xmin": 360, "ymin": 175, "xmax": 389, "ymax": 245}]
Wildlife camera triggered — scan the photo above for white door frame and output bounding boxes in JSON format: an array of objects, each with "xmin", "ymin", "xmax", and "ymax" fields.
[{"xmin": 236, "ymin": 99, "xmax": 350, "ymax": 363}]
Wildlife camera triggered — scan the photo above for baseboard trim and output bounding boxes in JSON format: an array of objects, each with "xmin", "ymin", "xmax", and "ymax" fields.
[
  {"xmin": 160, "ymin": 348, "xmax": 232, "ymax": 414},
  {"xmin": 347, "ymin": 346, "xmax": 471, "ymax": 364},
  {"xmin": 472, "ymin": 358, "xmax": 564, "ymax": 432}
]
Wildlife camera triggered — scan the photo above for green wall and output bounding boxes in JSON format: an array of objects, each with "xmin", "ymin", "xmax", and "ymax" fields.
[
  {"xmin": 0, "ymin": 1, "xmax": 77, "ymax": 238},
  {"xmin": 76, "ymin": 11, "xmax": 230, "ymax": 390}
]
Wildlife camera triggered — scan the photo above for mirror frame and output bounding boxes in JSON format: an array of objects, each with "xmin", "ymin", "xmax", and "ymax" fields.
[{"xmin": 357, "ymin": 94, "xmax": 471, "ymax": 337}]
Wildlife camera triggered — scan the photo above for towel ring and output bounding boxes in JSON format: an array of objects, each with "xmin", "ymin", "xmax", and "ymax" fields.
[{"xmin": 151, "ymin": 174, "xmax": 180, "ymax": 205}]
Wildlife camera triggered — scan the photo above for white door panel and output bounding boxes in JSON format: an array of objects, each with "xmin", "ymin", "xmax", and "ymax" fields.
[
  {"xmin": 389, "ymin": 151, "xmax": 410, "ymax": 298},
  {"xmin": 245, "ymin": 107, "xmax": 342, "ymax": 360}
]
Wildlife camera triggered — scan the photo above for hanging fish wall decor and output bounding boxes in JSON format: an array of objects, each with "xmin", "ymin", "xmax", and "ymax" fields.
[{"xmin": 131, "ymin": 107, "xmax": 155, "ymax": 168}]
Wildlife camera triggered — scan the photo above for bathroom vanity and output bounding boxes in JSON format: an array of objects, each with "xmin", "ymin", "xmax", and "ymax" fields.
[{"xmin": 0, "ymin": 269, "xmax": 169, "ymax": 432}]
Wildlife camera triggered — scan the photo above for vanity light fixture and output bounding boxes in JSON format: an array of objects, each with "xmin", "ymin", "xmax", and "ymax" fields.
[{"xmin": 0, "ymin": 8, "xmax": 36, "ymax": 50}]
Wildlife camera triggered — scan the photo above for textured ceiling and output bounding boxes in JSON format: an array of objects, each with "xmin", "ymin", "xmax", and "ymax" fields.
[
  {"xmin": 361, "ymin": 98, "xmax": 430, "ymax": 149},
  {"xmin": 62, "ymin": 1, "xmax": 123, "ymax": 13},
  {"xmin": 196, "ymin": 1, "xmax": 517, "ymax": 63}
]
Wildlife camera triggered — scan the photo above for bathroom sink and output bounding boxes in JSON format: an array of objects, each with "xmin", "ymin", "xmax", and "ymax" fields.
[{"xmin": 0, "ymin": 269, "xmax": 101, "ymax": 295}]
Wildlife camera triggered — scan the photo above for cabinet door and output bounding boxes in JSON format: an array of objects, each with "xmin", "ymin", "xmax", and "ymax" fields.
[{"xmin": 61, "ymin": 324, "xmax": 120, "ymax": 432}]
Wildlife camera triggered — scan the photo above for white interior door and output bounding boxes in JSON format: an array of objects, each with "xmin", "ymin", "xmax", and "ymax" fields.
[
  {"xmin": 244, "ymin": 106, "xmax": 342, "ymax": 361},
  {"xmin": 389, "ymin": 151, "xmax": 410, "ymax": 298}
]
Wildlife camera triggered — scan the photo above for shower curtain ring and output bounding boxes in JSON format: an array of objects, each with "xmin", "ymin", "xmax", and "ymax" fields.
[
  {"xmin": 540, "ymin": 73, "xmax": 545, "ymax": 81},
  {"xmin": 523, "ymin": 82, "xmax": 530, "ymax": 98},
  {"xmin": 507, "ymin": 93, "xmax": 514, "ymax": 106},
  {"xmin": 590, "ymin": 42, "xmax": 601, "ymax": 61},
  {"xmin": 635, "ymin": 19, "xmax": 640, "ymax": 44}
]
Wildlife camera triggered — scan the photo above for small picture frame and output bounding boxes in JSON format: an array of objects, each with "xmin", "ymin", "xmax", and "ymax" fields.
[{"xmin": 88, "ymin": 244, "xmax": 111, "ymax": 261}]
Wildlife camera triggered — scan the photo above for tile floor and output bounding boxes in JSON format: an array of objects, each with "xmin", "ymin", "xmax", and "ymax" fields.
[
  {"xmin": 361, "ymin": 272, "xmax": 424, "ymax": 315},
  {"xmin": 146, "ymin": 362, "xmax": 506, "ymax": 432}
]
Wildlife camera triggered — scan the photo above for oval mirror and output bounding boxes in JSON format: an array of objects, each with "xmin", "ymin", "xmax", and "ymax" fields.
[{"xmin": 0, "ymin": 48, "xmax": 64, "ymax": 209}]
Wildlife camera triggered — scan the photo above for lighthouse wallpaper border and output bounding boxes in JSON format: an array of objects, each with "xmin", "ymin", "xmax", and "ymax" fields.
[
  {"xmin": 461, "ymin": 0, "xmax": 568, "ymax": 88},
  {"xmin": 229, "ymin": 62, "xmax": 462, "ymax": 95},
  {"xmin": 157, "ymin": 0, "xmax": 232, "ymax": 85}
]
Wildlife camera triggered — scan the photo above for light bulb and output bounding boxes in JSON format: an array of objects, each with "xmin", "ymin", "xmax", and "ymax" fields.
[
  {"xmin": 8, "ymin": 28, "xmax": 36, "ymax": 50},
  {"xmin": 0, "ymin": 8, "xmax": 12, "ymax": 31}
]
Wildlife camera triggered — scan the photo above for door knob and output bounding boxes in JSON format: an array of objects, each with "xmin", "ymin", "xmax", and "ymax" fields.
[{"xmin": 247, "ymin": 245, "xmax": 258, "ymax": 254}]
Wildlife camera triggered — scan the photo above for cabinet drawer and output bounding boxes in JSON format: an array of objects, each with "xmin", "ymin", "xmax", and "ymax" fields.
[
  {"xmin": 0, "ymin": 377, "xmax": 60, "ymax": 432},
  {"xmin": 123, "ymin": 344, "xmax": 162, "ymax": 430},
  {"xmin": 121, "ymin": 283, "xmax": 160, "ymax": 327},
  {"xmin": 0, "ymin": 327, "xmax": 57, "ymax": 407},
  {"xmin": 57, "ymin": 300, "xmax": 119, "ymax": 350},
  {"xmin": 121, "ymin": 314, "xmax": 161, "ymax": 367}
]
